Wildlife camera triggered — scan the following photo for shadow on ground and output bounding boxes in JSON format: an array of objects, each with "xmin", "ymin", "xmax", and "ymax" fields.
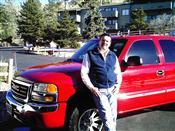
[{"xmin": 0, "ymin": 117, "xmax": 66, "ymax": 131}]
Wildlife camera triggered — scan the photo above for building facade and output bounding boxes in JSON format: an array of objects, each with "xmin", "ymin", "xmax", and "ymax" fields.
[{"xmin": 58, "ymin": 0, "xmax": 175, "ymax": 34}]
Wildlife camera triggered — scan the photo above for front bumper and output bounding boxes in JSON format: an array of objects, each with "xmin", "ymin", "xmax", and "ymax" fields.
[{"xmin": 6, "ymin": 90, "xmax": 67, "ymax": 128}]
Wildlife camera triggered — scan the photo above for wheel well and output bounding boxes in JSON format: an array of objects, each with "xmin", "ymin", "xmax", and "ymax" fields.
[
  {"xmin": 64, "ymin": 88, "xmax": 96, "ymax": 127},
  {"xmin": 67, "ymin": 88, "xmax": 95, "ymax": 111}
]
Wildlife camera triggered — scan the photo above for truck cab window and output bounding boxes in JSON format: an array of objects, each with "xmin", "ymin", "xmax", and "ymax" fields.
[
  {"xmin": 126, "ymin": 40, "xmax": 159, "ymax": 65},
  {"xmin": 159, "ymin": 40, "xmax": 175, "ymax": 63}
]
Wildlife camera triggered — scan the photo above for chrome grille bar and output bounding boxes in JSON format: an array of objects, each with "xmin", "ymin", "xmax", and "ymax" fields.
[{"xmin": 11, "ymin": 79, "xmax": 32, "ymax": 101}]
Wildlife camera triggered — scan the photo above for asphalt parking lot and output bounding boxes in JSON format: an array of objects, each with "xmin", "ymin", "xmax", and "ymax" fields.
[
  {"xmin": 0, "ymin": 103, "xmax": 175, "ymax": 131},
  {"xmin": 117, "ymin": 104, "xmax": 175, "ymax": 131}
]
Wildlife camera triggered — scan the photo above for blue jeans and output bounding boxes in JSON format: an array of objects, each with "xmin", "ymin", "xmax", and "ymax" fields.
[{"xmin": 93, "ymin": 86, "xmax": 117, "ymax": 131}]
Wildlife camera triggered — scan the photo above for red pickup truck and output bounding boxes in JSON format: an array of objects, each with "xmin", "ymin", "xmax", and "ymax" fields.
[{"xmin": 6, "ymin": 35, "xmax": 175, "ymax": 130}]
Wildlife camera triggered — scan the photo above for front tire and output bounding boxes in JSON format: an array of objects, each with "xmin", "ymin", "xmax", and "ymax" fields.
[{"xmin": 67, "ymin": 107, "xmax": 104, "ymax": 131}]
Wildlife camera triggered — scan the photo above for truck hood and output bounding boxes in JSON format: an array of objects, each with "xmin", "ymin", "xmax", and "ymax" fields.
[{"xmin": 19, "ymin": 61, "xmax": 82, "ymax": 83}]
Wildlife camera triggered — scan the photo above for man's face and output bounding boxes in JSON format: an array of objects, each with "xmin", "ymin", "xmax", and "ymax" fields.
[{"xmin": 99, "ymin": 36, "xmax": 111, "ymax": 51}]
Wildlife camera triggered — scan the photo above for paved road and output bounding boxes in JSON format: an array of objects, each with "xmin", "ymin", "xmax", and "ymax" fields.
[
  {"xmin": 0, "ymin": 47, "xmax": 66, "ymax": 71},
  {"xmin": 117, "ymin": 104, "xmax": 175, "ymax": 131},
  {"xmin": 1, "ymin": 104, "xmax": 175, "ymax": 131},
  {"xmin": 1, "ymin": 47, "xmax": 175, "ymax": 131}
]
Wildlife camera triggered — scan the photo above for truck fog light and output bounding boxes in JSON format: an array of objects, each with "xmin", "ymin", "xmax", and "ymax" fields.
[
  {"xmin": 44, "ymin": 96, "xmax": 54, "ymax": 102},
  {"xmin": 32, "ymin": 95, "xmax": 41, "ymax": 101}
]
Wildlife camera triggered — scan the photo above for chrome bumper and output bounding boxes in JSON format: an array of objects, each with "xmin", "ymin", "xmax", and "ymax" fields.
[{"xmin": 6, "ymin": 90, "xmax": 58, "ymax": 114}]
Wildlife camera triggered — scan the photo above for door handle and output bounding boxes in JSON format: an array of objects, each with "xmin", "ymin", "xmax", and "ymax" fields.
[{"xmin": 156, "ymin": 70, "xmax": 164, "ymax": 76}]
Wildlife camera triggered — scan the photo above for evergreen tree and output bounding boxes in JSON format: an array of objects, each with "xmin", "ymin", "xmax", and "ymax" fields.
[
  {"xmin": 129, "ymin": 8, "xmax": 148, "ymax": 31},
  {"xmin": 56, "ymin": 10, "xmax": 80, "ymax": 48},
  {"xmin": 80, "ymin": 0, "xmax": 106, "ymax": 39},
  {"xmin": 0, "ymin": 0, "xmax": 17, "ymax": 43},
  {"xmin": 0, "ymin": 3, "xmax": 9, "ymax": 40},
  {"xmin": 43, "ymin": 0, "xmax": 61, "ymax": 42},
  {"xmin": 17, "ymin": 0, "xmax": 45, "ymax": 46}
]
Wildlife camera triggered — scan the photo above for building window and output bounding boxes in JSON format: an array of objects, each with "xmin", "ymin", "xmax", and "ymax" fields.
[
  {"xmin": 112, "ymin": 20, "xmax": 117, "ymax": 24},
  {"xmin": 100, "ymin": 8, "xmax": 104, "ymax": 11},
  {"xmin": 104, "ymin": 8, "xmax": 112, "ymax": 11},
  {"xmin": 122, "ymin": 9, "xmax": 129, "ymax": 16},
  {"xmin": 112, "ymin": 7, "xmax": 117, "ymax": 11},
  {"xmin": 108, "ymin": 20, "xmax": 112, "ymax": 24},
  {"xmin": 105, "ymin": 20, "xmax": 117, "ymax": 25}
]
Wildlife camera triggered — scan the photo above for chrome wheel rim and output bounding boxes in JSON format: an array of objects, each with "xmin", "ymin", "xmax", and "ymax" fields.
[{"xmin": 78, "ymin": 109, "xmax": 103, "ymax": 131}]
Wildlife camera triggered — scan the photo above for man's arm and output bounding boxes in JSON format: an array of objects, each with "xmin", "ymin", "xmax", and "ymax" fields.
[
  {"xmin": 81, "ymin": 54, "xmax": 94, "ymax": 89},
  {"xmin": 81, "ymin": 54, "xmax": 101, "ymax": 97},
  {"xmin": 113, "ymin": 57, "xmax": 122, "ymax": 94}
]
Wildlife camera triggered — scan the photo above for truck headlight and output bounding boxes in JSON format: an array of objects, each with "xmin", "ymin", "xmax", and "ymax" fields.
[
  {"xmin": 33, "ymin": 83, "xmax": 57, "ymax": 93},
  {"xmin": 31, "ymin": 83, "xmax": 58, "ymax": 103}
]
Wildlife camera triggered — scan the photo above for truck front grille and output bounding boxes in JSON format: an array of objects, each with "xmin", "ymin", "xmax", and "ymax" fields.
[{"xmin": 11, "ymin": 79, "xmax": 32, "ymax": 101}]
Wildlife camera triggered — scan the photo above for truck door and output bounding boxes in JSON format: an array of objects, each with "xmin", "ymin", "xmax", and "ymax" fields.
[
  {"xmin": 159, "ymin": 39, "xmax": 175, "ymax": 103},
  {"xmin": 117, "ymin": 39, "xmax": 166, "ymax": 113}
]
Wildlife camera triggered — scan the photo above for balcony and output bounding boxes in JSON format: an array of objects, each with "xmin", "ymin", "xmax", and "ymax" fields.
[
  {"xmin": 106, "ymin": 23, "xmax": 118, "ymax": 30},
  {"xmin": 71, "ymin": 14, "xmax": 81, "ymax": 22},
  {"xmin": 101, "ymin": 10, "xmax": 118, "ymax": 18},
  {"xmin": 132, "ymin": 1, "xmax": 172, "ymax": 10}
]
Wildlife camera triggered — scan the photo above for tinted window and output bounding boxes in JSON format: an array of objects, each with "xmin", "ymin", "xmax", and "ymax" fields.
[
  {"xmin": 110, "ymin": 39, "xmax": 127, "ymax": 57},
  {"xmin": 69, "ymin": 39, "xmax": 98, "ymax": 62},
  {"xmin": 159, "ymin": 40, "xmax": 175, "ymax": 62},
  {"xmin": 126, "ymin": 40, "xmax": 159, "ymax": 65}
]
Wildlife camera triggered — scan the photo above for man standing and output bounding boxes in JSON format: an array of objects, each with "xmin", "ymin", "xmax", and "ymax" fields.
[{"xmin": 81, "ymin": 33, "xmax": 122, "ymax": 131}]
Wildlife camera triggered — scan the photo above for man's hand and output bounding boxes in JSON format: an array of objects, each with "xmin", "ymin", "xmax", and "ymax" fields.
[{"xmin": 90, "ymin": 87, "xmax": 101, "ymax": 97}]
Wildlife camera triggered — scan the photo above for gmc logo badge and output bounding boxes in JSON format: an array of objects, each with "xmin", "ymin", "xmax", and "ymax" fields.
[{"xmin": 12, "ymin": 83, "xmax": 20, "ymax": 92}]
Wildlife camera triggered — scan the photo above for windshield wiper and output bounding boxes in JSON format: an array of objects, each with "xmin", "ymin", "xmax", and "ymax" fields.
[
  {"xmin": 66, "ymin": 58, "xmax": 76, "ymax": 62},
  {"xmin": 66, "ymin": 58, "xmax": 82, "ymax": 63}
]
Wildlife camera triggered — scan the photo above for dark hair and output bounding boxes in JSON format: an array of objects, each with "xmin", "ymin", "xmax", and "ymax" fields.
[{"xmin": 99, "ymin": 33, "xmax": 111, "ymax": 40}]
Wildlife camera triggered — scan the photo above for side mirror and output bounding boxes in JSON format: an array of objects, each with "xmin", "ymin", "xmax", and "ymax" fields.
[{"xmin": 127, "ymin": 56, "xmax": 143, "ymax": 66}]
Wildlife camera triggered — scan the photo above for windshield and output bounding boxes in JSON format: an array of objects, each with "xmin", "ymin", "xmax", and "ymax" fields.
[
  {"xmin": 68, "ymin": 38, "xmax": 127, "ymax": 62},
  {"xmin": 68, "ymin": 39, "xmax": 99, "ymax": 62},
  {"xmin": 110, "ymin": 39, "xmax": 127, "ymax": 57}
]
